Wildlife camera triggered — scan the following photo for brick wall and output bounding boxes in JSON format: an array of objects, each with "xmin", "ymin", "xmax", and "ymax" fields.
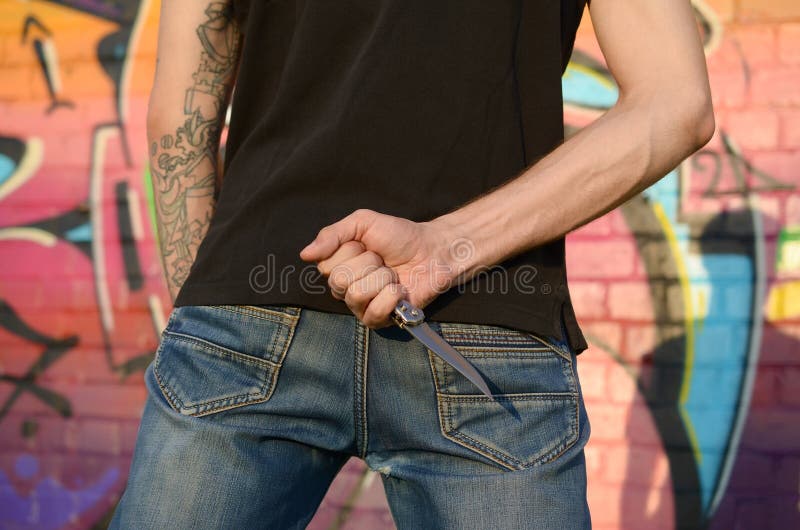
[{"xmin": 0, "ymin": 1, "xmax": 797, "ymax": 529}]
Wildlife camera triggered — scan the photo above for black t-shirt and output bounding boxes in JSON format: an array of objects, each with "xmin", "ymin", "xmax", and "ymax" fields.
[{"xmin": 175, "ymin": 0, "xmax": 590, "ymax": 354}]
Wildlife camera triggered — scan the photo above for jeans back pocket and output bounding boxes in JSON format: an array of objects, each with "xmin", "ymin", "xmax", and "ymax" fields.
[
  {"xmin": 154, "ymin": 305, "xmax": 301, "ymax": 417},
  {"xmin": 427, "ymin": 321, "xmax": 579, "ymax": 471}
]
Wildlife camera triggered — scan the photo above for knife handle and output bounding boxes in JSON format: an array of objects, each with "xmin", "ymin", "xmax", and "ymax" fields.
[{"xmin": 392, "ymin": 300, "xmax": 425, "ymax": 328}]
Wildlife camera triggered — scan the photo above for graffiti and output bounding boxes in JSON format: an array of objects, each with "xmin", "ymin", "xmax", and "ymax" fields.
[
  {"xmin": 562, "ymin": 1, "xmax": 799, "ymax": 528},
  {"xmin": 1, "ymin": 0, "xmax": 165, "ymax": 527},
  {"xmin": 695, "ymin": 132, "xmax": 794, "ymax": 198},
  {"xmin": 21, "ymin": 15, "xmax": 75, "ymax": 114},
  {"xmin": 0, "ymin": 0, "xmax": 798, "ymax": 528}
]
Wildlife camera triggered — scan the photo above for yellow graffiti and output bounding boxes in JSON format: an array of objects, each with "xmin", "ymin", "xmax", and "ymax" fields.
[
  {"xmin": 653, "ymin": 202, "xmax": 702, "ymax": 464},
  {"xmin": 766, "ymin": 281, "xmax": 800, "ymax": 321}
]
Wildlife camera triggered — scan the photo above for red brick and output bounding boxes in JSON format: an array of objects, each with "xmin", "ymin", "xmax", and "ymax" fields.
[
  {"xmin": 583, "ymin": 401, "xmax": 629, "ymax": 441},
  {"xmin": 583, "ymin": 442, "xmax": 605, "ymax": 477},
  {"xmin": 0, "ymin": 414, "xmax": 36, "ymax": 451},
  {"xmin": 779, "ymin": 367, "xmax": 800, "ymax": 406},
  {"xmin": 569, "ymin": 281, "xmax": 608, "ymax": 319},
  {"xmin": 588, "ymin": 483, "xmax": 674, "ymax": 530},
  {"xmin": 608, "ymin": 282, "xmax": 654, "ymax": 321},
  {"xmin": 775, "ymin": 456, "xmax": 800, "ymax": 493},
  {"xmin": 725, "ymin": 452, "xmax": 775, "ymax": 491},
  {"xmin": 600, "ymin": 444, "xmax": 670, "ymax": 488},
  {"xmin": 566, "ymin": 240, "xmax": 637, "ymax": 279},
  {"xmin": 34, "ymin": 416, "xmax": 77, "ymax": 452},
  {"xmin": 624, "ymin": 324, "xmax": 658, "ymax": 363},
  {"xmin": 781, "ymin": 193, "xmax": 800, "ymax": 226},
  {"xmin": 307, "ymin": 503, "xmax": 340, "ymax": 530},
  {"xmin": 579, "ymin": 321, "xmax": 623, "ymax": 356},
  {"xmin": 750, "ymin": 67, "xmax": 800, "ymax": 106},
  {"xmin": 3, "ymin": 392, "xmax": 55, "ymax": 416},
  {"xmin": 47, "ymin": 382, "xmax": 146, "ymax": 419},
  {"xmin": 730, "ymin": 26, "xmax": 778, "ymax": 68},
  {"xmin": 708, "ymin": 70, "xmax": 747, "ymax": 109},
  {"xmin": 739, "ymin": 0, "xmax": 800, "ymax": 22},
  {"xmin": 0, "ymin": 336, "xmax": 46, "ymax": 376},
  {"xmin": 706, "ymin": 38, "xmax": 748, "ymax": 74},
  {"xmin": 575, "ymin": 354, "xmax": 608, "ymax": 401},
  {"xmin": 339, "ymin": 508, "xmax": 395, "ymax": 530},
  {"xmin": 76, "ymin": 419, "xmax": 121, "ymax": 455},
  {"xmin": 36, "ymin": 349, "xmax": 92, "ymax": 386},
  {"xmin": 750, "ymin": 365, "xmax": 782, "ymax": 407},
  {"xmin": 779, "ymin": 109, "xmax": 800, "ymax": 148},
  {"xmin": 741, "ymin": 410, "xmax": 800, "ymax": 452},
  {"xmin": 703, "ymin": 0, "xmax": 736, "ymax": 23},
  {"xmin": 607, "ymin": 362, "xmax": 640, "ymax": 404},
  {"xmin": 606, "ymin": 209, "xmax": 631, "ymax": 237},
  {"xmin": 586, "ymin": 484, "xmax": 621, "ymax": 527},
  {"xmin": 572, "ymin": 215, "xmax": 612, "ymax": 237},
  {"xmin": 725, "ymin": 109, "xmax": 780, "ymax": 150},
  {"xmin": 760, "ymin": 325, "xmax": 800, "ymax": 366},
  {"xmin": 120, "ymin": 420, "xmax": 142, "ymax": 455},
  {"xmin": 778, "ymin": 23, "xmax": 800, "ymax": 63},
  {"xmin": 352, "ymin": 472, "xmax": 391, "ymax": 511},
  {"xmin": 749, "ymin": 151, "xmax": 800, "ymax": 187},
  {"xmin": 734, "ymin": 501, "xmax": 770, "ymax": 530},
  {"xmin": 0, "ymin": 280, "xmax": 44, "ymax": 309},
  {"xmin": 627, "ymin": 403, "xmax": 663, "ymax": 446}
]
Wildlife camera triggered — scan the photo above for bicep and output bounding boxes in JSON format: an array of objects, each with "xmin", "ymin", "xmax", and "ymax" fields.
[
  {"xmin": 588, "ymin": 0, "xmax": 710, "ymax": 103},
  {"xmin": 147, "ymin": 0, "xmax": 243, "ymax": 127}
]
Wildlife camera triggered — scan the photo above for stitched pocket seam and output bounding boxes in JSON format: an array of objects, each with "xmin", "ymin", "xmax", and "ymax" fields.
[
  {"xmin": 210, "ymin": 304, "xmax": 300, "ymax": 324},
  {"xmin": 162, "ymin": 331, "xmax": 281, "ymax": 369},
  {"xmin": 153, "ymin": 308, "xmax": 301, "ymax": 417},
  {"xmin": 439, "ymin": 323, "xmax": 572, "ymax": 363},
  {"xmin": 426, "ymin": 328, "xmax": 581, "ymax": 471}
]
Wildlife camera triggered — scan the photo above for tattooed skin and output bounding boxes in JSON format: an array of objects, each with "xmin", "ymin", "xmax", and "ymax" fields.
[{"xmin": 149, "ymin": 2, "xmax": 241, "ymax": 298}]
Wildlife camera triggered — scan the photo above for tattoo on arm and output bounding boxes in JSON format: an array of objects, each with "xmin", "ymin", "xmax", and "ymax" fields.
[{"xmin": 149, "ymin": 2, "xmax": 242, "ymax": 297}]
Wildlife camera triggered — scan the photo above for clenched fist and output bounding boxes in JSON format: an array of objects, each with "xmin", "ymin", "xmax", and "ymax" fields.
[{"xmin": 299, "ymin": 209, "xmax": 471, "ymax": 328}]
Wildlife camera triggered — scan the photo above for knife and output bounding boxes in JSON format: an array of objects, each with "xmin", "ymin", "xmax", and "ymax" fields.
[{"xmin": 391, "ymin": 300, "xmax": 493, "ymax": 398}]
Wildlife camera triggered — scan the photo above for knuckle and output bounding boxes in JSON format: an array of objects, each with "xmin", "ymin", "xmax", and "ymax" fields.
[
  {"xmin": 362, "ymin": 310, "xmax": 384, "ymax": 329},
  {"xmin": 343, "ymin": 240, "xmax": 365, "ymax": 252},
  {"xmin": 363, "ymin": 252, "xmax": 383, "ymax": 268},
  {"xmin": 317, "ymin": 261, "xmax": 332, "ymax": 276},
  {"xmin": 346, "ymin": 281, "xmax": 368, "ymax": 303},
  {"xmin": 353, "ymin": 208, "xmax": 374, "ymax": 218},
  {"xmin": 328, "ymin": 267, "xmax": 352, "ymax": 291},
  {"xmin": 383, "ymin": 267, "xmax": 399, "ymax": 282}
]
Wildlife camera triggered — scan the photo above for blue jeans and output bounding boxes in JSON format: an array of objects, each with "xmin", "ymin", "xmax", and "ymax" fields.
[{"xmin": 109, "ymin": 304, "xmax": 592, "ymax": 529}]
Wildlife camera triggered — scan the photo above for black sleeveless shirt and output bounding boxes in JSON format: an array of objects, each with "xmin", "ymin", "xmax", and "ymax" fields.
[{"xmin": 175, "ymin": 0, "xmax": 590, "ymax": 354}]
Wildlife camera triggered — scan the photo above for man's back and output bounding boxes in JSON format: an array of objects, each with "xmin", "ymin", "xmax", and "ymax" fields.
[{"xmin": 176, "ymin": 0, "xmax": 589, "ymax": 353}]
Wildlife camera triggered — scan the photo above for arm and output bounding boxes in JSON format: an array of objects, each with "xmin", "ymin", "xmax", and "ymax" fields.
[
  {"xmin": 429, "ymin": 0, "xmax": 715, "ymax": 274},
  {"xmin": 300, "ymin": 0, "xmax": 714, "ymax": 327},
  {"xmin": 147, "ymin": 0, "xmax": 243, "ymax": 301}
]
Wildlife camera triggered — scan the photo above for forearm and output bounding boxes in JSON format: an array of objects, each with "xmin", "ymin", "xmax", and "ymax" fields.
[
  {"xmin": 148, "ymin": 120, "xmax": 218, "ymax": 300},
  {"xmin": 146, "ymin": 0, "xmax": 242, "ymax": 300},
  {"xmin": 429, "ymin": 92, "xmax": 714, "ymax": 279}
]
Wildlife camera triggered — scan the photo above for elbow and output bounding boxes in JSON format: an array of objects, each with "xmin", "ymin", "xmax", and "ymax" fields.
[
  {"xmin": 681, "ymin": 89, "xmax": 716, "ymax": 151},
  {"xmin": 692, "ymin": 98, "xmax": 715, "ymax": 150}
]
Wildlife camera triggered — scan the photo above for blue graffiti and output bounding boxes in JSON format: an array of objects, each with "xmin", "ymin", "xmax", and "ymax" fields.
[{"xmin": 1, "ymin": 453, "xmax": 120, "ymax": 528}]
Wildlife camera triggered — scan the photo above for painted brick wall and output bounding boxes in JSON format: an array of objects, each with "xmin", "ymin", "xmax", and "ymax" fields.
[{"xmin": 0, "ymin": 1, "xmax": 797, "ymax": 529}]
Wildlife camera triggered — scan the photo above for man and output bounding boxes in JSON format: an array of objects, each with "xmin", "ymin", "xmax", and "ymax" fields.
[{"xmin": 111, "ymin": 0, "xmax": 713, "ymax": 528}]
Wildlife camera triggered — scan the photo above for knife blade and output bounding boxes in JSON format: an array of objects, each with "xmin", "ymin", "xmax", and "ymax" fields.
[{"xmin": 392, "ymin": 300, "xmax": 493, "ymax": 398}]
